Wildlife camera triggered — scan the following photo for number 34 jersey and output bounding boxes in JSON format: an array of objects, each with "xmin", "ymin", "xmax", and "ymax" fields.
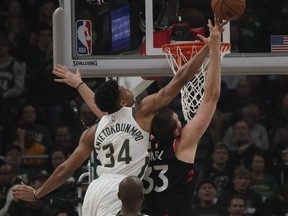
[
  {"xmin": 142, "ymin": 139, "xmax": 196, "ymax": 216},
  {"xmin": 94, "ymin": 107, "xmax": 150, "ymax": 179}
]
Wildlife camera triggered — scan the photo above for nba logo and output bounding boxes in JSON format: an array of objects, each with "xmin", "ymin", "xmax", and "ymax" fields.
[{"xmin": 76, "ymin": 20, "xmax": 92, "ymax": 55}]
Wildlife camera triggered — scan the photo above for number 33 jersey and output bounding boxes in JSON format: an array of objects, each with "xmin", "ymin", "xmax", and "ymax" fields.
[
  {"xmin": 142, "ymin": 139, "xmax": 196, "ymax": 216},
  {"xmin": 95, "ymin": 107, "xmax": 150, "ymax": 179}
]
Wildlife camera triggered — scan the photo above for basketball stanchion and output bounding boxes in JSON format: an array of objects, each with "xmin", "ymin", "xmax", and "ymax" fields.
[{"xmin": 162, "ymin": 41, "xmax": 231, "ymax": 121}]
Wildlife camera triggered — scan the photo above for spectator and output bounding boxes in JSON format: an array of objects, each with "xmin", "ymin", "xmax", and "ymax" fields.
[
  {"xmin": 272, "ymin": 147, "xmax": 288, "ymax": 186},
  {"xmin": 3, "ymin": 145, "xmax": 22, "ymax": 168},
  {"xmin": 6, "ymin": 0, "xmax": 31, "ymax": 62},
  {"xmin": 0, "ymin": 33, "xmax": 26, "ymax": 153},
  {"xmin": 45, "ymin": 146, "xmax": 80, "ymax": 182},
  {"xmin": 52, "ymin": 125, "xmax": 77, "ymax": 157},
  {"xmin": 191, "ymin": 179, "xmax": 229, "ymax": 216},
  {"xmin": 13, "ymin": 122, "xmax": 47, "ymax": 167},
  {"xmin": 245, "ymin": 75, "xmax": 272, "ymax": 112},
  {"xmin": 116, "ymin": 176, "xmax": 146, "ymax": 216},
  {"xmin": 248, "ymin": 151, "xmax": 278, "ymax": 201},
  {"xmin": 223, "ymin": 103, "xmax": 269, "ymax": 151},
  {"xmin": 198, "ymin": 143, "xmax": 235, "ymax": 195},
  {"xmin": 272, "ymin": 123, "xmax": 288, "ymax": 159},
  {"xmin": 8, "ymin": 102, "xmax": 53, "ymax": 149},
  {"xmin": 219, "ymin": 79, "xmax": 257, "ymax": 121},
  {"xmin": 262, "ymin": 182, "xmax": 288, "ymax": 216},
  {"xmin": 217, "ymin": 166, "xmax": 264, "ymax": 216},
  {"xmin": 206, "ymin": 109, "xmax": 232, "ymax": 144},
  {"xmin": 0, "ymin": 163, "xmax": 22, "ymax": 216},
  {"xmin": 241, "ymin": 103, "xmax": 269, "ymax": 150},
  {"xmin": 227, "ymin": 194, "xmax": 247, "ymax": 216},
  {"xmin": 38, "ymin": 1, "xmax": 57, "ymax": 28},
  {"xmin": 268, "ymin": 91, "xmax": 288, "ymax": 140},
  {"xmin": 47, "ymin": 147, "xmax": 67, "ymax": 171},
  {"xmin": 223, "ymin": 120, "xmax": 259, "ymax": 166},
  {"xmin": 3, "ymin": 145, "xmax": 29, "ymax": 182}
]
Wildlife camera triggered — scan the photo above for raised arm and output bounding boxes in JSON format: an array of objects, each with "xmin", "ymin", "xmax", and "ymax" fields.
[
  {"xmin": 52, "ymin": 65, "xmax": 106, "ymax": 119},
  {"xmin": 137, "ymin": 43, "xmax": 209, "ymax": 117},
  {"xmin": 12, "ymin": 125, "xmax": 96, "ymax": 202},
  {"xmin": 138, "ymin": 17, "xmax": 228, "ymax": 117},
  {"xmin": 177, "ymin": 18, "xmax": 223, "ymax": 163}
]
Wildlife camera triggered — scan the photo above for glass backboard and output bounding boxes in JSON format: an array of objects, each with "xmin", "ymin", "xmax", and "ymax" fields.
[{"xmin": 53, "ymin": 0, "xmax": 288, "ymax": 77}]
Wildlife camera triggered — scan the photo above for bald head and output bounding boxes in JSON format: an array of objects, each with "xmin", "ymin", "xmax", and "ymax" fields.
[{"xmin": 118, "ymin": 176, "xmax": 143, "ymax": 202}]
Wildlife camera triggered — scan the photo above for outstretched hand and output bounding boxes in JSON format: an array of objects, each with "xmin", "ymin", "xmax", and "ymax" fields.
[
  {"xmin": 197, "ymin": 15, "xmax": 226, "ymax": 46},
  {"xmin": 12, "ymin": 182, "xmax": 37, "ymax": 202},
  {"xmin": 214, "ymin": 15, "xmax": 229, "ymax": 33},
  {"xmin": 52, "ymin": 64, "xmax": 83, "ymax": 89}
]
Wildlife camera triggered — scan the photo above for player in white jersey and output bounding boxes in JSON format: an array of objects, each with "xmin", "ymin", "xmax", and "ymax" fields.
[
  {"xmin": 82, "ymin": 104, "xmax": 150, "ymax": 215},
  {"xmin": 95, "ymin": 107, "xmax": 149, "ymax": 178},
  {"xmin": 80, "ymin": 79, "xmax": 149, "ymax": 215},
  {"xmin": 12, "ymin": 30, "xmax": 212, "ymax": 215}
]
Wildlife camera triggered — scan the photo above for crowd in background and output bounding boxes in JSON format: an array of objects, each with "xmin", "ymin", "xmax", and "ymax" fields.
[{"xmin": 0, "ymin": 0, "xmax": 288, "ymax": 215}]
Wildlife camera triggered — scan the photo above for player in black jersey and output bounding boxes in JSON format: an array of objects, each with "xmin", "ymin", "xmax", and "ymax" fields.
[{"xmin": 142, "ymin": 17, "xmax": 225, "ymax": 216}]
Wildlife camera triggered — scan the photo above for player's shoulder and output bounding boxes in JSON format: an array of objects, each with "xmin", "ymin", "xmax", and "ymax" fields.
[
  {"xmin": 89, "ymin": 124, "xmax": 97, "ymax": 131},
  {"xmin": 83, "ymin": 124, "xmax": 97, "ymax": 136}
]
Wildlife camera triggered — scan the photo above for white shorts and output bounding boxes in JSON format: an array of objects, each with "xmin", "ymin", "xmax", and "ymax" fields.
[{"xmin": 82, "ymin": 173, "xmax": 127, "ymax": 216}]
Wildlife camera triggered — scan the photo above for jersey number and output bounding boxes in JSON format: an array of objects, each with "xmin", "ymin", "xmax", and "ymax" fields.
[
  {"xmin": 143, "ymin": 165, "xmax": 169, "ymax": 194},
  {"xmin": 102, "ymin": 139, "xmax": 132, "ymax": 167}
]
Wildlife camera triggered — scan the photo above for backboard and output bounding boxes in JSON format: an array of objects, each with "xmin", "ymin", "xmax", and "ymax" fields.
[{"xmin": 53, "ymin": 0, "xmax": 288, "ymax": 78}]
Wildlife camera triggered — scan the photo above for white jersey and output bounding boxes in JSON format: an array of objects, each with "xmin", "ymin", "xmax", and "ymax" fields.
[{"xmin": 95, "ymin": 107, "xmax": 150, "ymax": 179}]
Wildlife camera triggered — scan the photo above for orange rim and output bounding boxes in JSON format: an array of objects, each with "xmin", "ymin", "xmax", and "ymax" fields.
[{"xmin": 162, "ymin": 42, "xmax": 231, "ymax": 57}]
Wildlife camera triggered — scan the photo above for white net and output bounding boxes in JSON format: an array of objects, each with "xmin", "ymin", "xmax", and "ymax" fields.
[{"xmin": 163, "ymin": 42, "xmax": 230, "ymax": 121}]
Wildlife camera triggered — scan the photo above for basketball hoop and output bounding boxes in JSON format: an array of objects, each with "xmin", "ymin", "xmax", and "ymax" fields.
[{"xmin": 162, "ymin": 41, "xmax": 231, "ymax": 121}]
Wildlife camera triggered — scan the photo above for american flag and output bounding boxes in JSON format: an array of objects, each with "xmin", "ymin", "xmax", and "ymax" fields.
[{"xmin": 271, "ymin": 35, "xmax": 288, "ymax": 53}]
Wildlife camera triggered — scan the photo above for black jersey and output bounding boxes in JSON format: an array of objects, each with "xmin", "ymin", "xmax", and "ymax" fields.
[{"xmin": 142, "ymin": 139, "xmax": 196, "ymax": 216}]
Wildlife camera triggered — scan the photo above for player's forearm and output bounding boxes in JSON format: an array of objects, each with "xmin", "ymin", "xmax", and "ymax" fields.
[
  {"xmin": 168, "ymin": 44, "xmax": 209, "ymax": 97},
  {"xmin": 175, "ymin": 44, "xmax": 209, "ymax": 83},
  {"xmin": 204, "ymin": 46, "xmax": 221, "ymax": 101},
  {"xmin": 35, "ymin": 163, "xmax": 75, "ymax": 199},
  {"xmin": 148, "ymin": 45, "xmax": 209, "ymax": 110}
]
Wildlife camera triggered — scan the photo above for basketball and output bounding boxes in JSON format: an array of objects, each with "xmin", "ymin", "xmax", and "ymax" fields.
[{"xmin": 211, "ymin": 0, "xmax": 246, "ymax": 21}]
